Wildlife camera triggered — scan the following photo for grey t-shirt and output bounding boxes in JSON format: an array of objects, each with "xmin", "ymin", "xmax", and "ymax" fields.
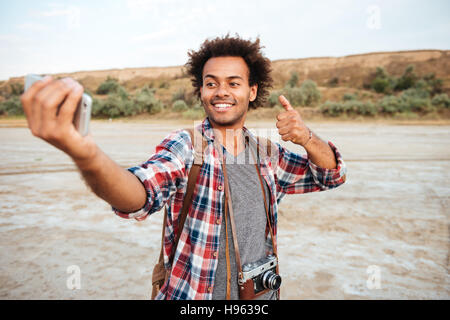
[{"xmin": 212, "ymin": 142, "xmax": 277, "ymax": 300}]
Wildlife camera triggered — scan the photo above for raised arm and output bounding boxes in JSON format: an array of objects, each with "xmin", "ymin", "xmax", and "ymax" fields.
[
  {"xmin": 274, "ymin": 95, "xmax": 346, "ymax": 196},
  {"xmin": 20, "ymin": 76, "xmax": 146, "ymax": 213},
  {"xmin": 276, "ymin": 95, "xmax": 337, "ymax": 169}
]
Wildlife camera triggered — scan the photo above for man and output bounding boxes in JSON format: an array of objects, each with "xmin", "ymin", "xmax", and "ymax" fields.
[{"xmin": 21, "ymin": 35, "xmax": 346, "ymax": 300}]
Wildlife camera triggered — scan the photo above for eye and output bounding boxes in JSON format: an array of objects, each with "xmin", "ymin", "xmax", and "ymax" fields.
[
  {"xmin": 206, "ymin": 82, "xmax": 216, "ymax": 88},
  {"xmin": 230, "ymin": 82, "xmax": 240, "ymax": 87}
]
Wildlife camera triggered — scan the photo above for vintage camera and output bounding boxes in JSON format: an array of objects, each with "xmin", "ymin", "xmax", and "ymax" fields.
[{"xmin": 240, "ymin": 255, "xmax": 281, "ymax": 296}]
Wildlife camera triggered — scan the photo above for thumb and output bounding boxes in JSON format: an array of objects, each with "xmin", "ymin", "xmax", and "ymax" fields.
[{"xmin": 279, "ymin": 95, "xmax": 293, "ymax": 111}]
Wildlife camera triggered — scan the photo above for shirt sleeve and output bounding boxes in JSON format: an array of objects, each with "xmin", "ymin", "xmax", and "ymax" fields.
[
  {"xmin": 275, "ymin": 140, "xmax": 346, "ymax": 199},
  {"xmin": 112, "ymin": 129, "xmax": 193, "ymax": 221}
]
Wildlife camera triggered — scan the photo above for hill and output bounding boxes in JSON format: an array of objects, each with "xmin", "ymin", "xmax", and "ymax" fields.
[
  {"xmin": 2, "ymin": 49, "xmax": 449, "ymax": 94},
  {"xmin": 1, "ymin": 49, "xmax": 449, "ymax": 120}
]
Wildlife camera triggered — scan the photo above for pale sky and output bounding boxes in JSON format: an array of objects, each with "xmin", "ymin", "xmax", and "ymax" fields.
[{"xmin": 0, "ymin": 0, "xmax": 449, "ymax": 80}]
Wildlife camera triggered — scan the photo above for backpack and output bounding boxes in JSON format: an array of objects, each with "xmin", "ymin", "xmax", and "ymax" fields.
[{"xmin": 150, "ymin": 129, "xmax": 274, "ymax": 299}]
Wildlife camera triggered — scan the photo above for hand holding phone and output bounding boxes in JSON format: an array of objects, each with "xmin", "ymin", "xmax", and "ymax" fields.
[
  {"xmin": 24, "ymin": 74, "xmax": 92, "ymax": 136},
  {"xmin": 21, "ymin": 74, "xmax": 97, "ymax": 162}
]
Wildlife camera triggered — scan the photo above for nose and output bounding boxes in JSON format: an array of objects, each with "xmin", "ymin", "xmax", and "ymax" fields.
[{"xmin": 214, "ymin": 84, "xmax": 230, "ymax": 98}]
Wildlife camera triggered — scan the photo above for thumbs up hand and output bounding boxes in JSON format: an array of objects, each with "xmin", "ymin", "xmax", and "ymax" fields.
[{"xmin": 276, "ymin": 95, "xmax": 312, "ymax": 147}]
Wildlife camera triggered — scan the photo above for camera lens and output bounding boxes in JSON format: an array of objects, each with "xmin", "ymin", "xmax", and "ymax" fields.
[{"xmin": 262, "ymin": 271, "xmax": 282, "ymax": 290}]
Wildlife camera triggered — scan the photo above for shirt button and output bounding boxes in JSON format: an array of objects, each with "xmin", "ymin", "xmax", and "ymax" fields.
[
  {"xmin": 216, "ymin": 219, "xmax": 221, "ymax": 225},
  {"xmin": 217, "ymin": 185, "xmax": 223, "ymax": 191},
  {"xmin": 213, "ymin": 251, "xmax": 218, "ymax": 257}
]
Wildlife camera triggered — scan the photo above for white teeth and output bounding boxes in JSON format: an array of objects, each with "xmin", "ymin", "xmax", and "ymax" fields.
[{"xmin": 214, "ymin": 104, "xmax": 233, "ymax": 108}]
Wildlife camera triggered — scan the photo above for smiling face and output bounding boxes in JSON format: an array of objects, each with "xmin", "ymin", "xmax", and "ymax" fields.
[{"xmin": 200, "ymin": 56, "xmax": 258, "ymax": 131}]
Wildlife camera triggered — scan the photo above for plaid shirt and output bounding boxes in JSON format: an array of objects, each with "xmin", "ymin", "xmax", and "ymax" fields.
[{"xmin": 113, "ymin": 117, "xmax": 346, "ymax": 300}]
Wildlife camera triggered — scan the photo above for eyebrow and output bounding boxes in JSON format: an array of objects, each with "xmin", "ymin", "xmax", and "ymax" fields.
[{"xmin": 204, "ymin": 74, "xmax": 244, "ymax": 81}]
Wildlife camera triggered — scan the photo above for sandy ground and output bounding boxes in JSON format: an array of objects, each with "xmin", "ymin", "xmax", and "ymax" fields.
[{"xmin": 0, "ymin": 119, "xmax": 449, "ymax": 300}]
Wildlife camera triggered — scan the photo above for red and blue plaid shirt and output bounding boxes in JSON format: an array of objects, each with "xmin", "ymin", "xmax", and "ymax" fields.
[{"xmin": 113, "ymin": 117, "xmax": 346, "ymax": 300}]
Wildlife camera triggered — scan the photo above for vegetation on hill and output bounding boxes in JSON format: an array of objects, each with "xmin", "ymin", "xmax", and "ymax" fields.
[
  {"xmin": 0, "ymin": 54, "xmax": 449, "ymax": 120},
  {"xmin": 320, "ymin": 65, "xmax": 449, "ymax": 118}
]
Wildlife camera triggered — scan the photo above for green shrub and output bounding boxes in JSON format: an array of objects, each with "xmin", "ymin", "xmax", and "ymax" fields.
[
  {"xmin": 370, "ymin": 66, "xmax": 396, "ymax": 94},
  {"xmin": 92, "ymin": 98, "xmax": 105, "ymax": 117},
  {"xmin": 369, "ymin": 65, "xmax": 443, "ymax": 97},
  {"xmin": 344, "ymin": 100, "xmax": 377, "ymax": 116},
  {"xmin": 267, "ymin": 90, "xmax": 282, "ymax": 107},
  {"xmin": 278, "ymin": 79, "xmax": 321, "ymax": 107},
  {"xmin": 281, "ymin": 87, "xmax": 304, "ymax": 107},
  {"xmin": 10, "ymin": 83, "xmax": 24, "ymax": 96},
  {"xmin": 423, "ymin": 73, "xmax": 443, "ymax": 95},
  {"xmin": 92, "ymin": 86, "xmax": 164, "ymax": 118},
  {"xmin": 343, "ymin": 93, "xmax": 357, "ymax": 101},
  {"xmin": 431, "ymin": 93, "xmax": 450, "ymax": 109},
  {"xmin": 116, "ymin": 86, "xmax": 130, "ymax": 100},
  {"xmin": 372, "ymin": 77, "xmax": 391, "ymax": 93},
  {"xmin": 414, "ymin": 77, "xmax": 444, "ymax": 98},
  {"xmin": 286, "ymin": 71, "xmax": 299, "ymax": 88},
  {"xmin": 0, "ymin": 96, "xmax": 23, "ymax": 116},
  {"xmin": 320, "ymin": 101, "xmax": 347, "ymax": 117},
  {"xmin": 0, "ymin": 82, "xmax": 24, "ymax": 100},
  {"xmin": 300, "ymin": 80, "xmax": 321, "ymax": 106},
  {"xmin": 406, "ymin": 97, "xmax": 434, "ymax": 113},
  {"xmin": 394, "ymin": 65, "xmax": 417, "ymax": 91},
  {"xmin": 182, "ymin": 105, "xmax": 205, "ymax": 119},
  {"xmin": 172, "ymin": 99, "xmax": 188, "ymax": 112},
  {"xmin": 97, "ymin": 94, "xmax": 127, "ymax": 117},
  {"xmin": 92, "ymin": 94, "xmax": 130, "ymax": 118},
  {"xmin": 374, "ymin": 66, "xmax": 388, "ymax": 79},
  {"xmin": 92, "ymin": 93, "xmax": 125, "ymax": 118},
  {"xmin": 135, "ymin": 86, "xmax": 163, "ymax": 114},
  {"xmin": 320, "ymin": 100, "xmax": 377, "ymax": 117},
  {"xmin": 171, "ymin": 88, "xmax": 196, "ymax": 106},
  {"xmin": 378, "ymin": 96, "xmax": 409, "ymax": 114},
  {"xmin": 401, "ymin": 87, "xmax": 430, "ymax": 100},
  {"xmin": 96, "ymin": 77, "xmax": 120, "ymax": 94}
]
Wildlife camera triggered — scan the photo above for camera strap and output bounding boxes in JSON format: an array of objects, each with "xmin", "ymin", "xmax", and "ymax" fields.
[
  {"xmin": 253, "ymin": 137, "xmax": 277, "ymax": 259},
  {"xmin": 220, "ymin": 136, "xmax": 277, "ymax": 300},
  {"xmin": 221, "ymin": 156, "xmax": 242, "ymax": 300}
]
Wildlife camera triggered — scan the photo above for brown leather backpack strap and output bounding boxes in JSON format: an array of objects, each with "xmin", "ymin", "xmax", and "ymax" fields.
[
  {"xmin": 158, "ymin": 207, "xmax": 168, "ymax": 262},
  {"xmin": 152, "ymin": 127, "xmax": 206, "ymax": 299},
  {"xmin": 169, "ymin": 128, "xmax": 206, "ymax": 264},
  {"xmin": 171, "ymin": 163, "xmax": 201, "ymax": 257},
  {"xmin": 223, "ymin": 190, "xmax": 232, "ymax": 300}
]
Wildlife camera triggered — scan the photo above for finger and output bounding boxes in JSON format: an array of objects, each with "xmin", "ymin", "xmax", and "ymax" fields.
[
  {"xmin": 21, "ymin": 76, "xmax": 53, "ymax": 127},
  {"xmin": 276, "ymin": 118, "xmax": 290, "ymax": 129},
  {"xmin": 277, "ymin": 109, "xmax": 299, "ymax": 121},
  {"xmin": 276, "ymin": 110, "xmax": 296, "ymax": 123},
  {"xmin": 21, "ymin": 76, "xmax": 53, "ymax": 110},
  {"xmin": 277, "ymin": 125, "xmax": 291, "ymax": 136},
  {"xmin": 280, "ymin": 133, "xmax": 292, "ymax": 142},
  {"xmin": 279, "ymin": 95, "xmax": 294, "ymax": 111},
  {"xmin": 38, "ymin": 78, "xmax": 76, "ymax": 125},
  {"xmin": 58, "ymin": 82, "xmax": 83, "ymax": 126},
  {"xmin": 276, "ymin": 111, "xmax": 288, "ymax": 121}
]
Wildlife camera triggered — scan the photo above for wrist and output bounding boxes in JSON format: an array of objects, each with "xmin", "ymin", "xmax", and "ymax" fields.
[
  {"xmin": 72, "ymin": 143, "xmax": 101, "ymax": 172},
  {"xmin": 302, "ymin": 127, "xmax": 313, "ymax": 147}
]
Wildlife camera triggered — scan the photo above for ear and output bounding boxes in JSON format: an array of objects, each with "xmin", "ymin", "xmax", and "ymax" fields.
[{"xmin": 249, "ymin": 84, "xmax": 258, "ymax": 102}]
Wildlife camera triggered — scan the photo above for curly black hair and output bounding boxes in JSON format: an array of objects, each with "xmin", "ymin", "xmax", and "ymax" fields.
[{"xmin": 185, "ymin": 34, "xmax": 273, "ymax": 109}]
